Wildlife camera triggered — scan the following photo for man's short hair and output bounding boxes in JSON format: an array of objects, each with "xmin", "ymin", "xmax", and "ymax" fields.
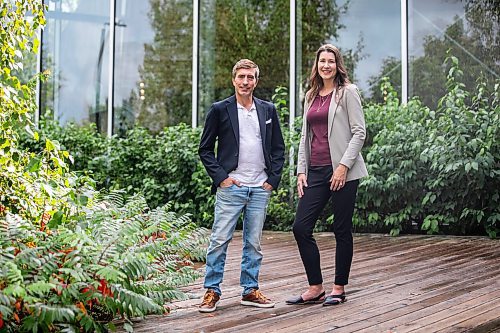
[{"xmin": 232, "ymin": 59, "xmax": 259, "ymax": 80}]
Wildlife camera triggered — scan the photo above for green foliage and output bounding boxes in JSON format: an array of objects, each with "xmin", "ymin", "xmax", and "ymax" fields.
[
  {"xmin": 18, "ymin": 59, "xmax": 498, "ymax": 239},
  {"xmin": 358, "ymin": 56, "xmax": 499, "ymax": 237},
  {"xmin": 0, "ymin": 192, "xmax": 209, "ymax": 331},
  {"xmin": 20, "ymin": 122, "xmax": 216, "ymax": 227},
  {"xmin": 265, "ymin": 87, "xmax": 300, "ymax": 230},
  {"xmin": 22, "ymin": 87, "xmax": 302, "ymax": 231},
  {"xmin": 0, "ymin": 0, "xmax": 68, "ymax": 222},
  {"xmin": 1, "ymin": 2, "xmax": 210, "ymax": 331}
]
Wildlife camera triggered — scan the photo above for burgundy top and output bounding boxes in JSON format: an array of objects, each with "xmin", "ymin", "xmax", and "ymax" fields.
[{"xmin": 307, "ymin": 92, "xmax": 332, "ymax": 166}]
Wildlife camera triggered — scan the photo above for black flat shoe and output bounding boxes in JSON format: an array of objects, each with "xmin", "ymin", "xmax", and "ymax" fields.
[
  {"xmin": 286, "ymin": 291, "xmax": 325, "ymax": 305},
  {"xmin": 322, "ymin": 292, "xmax": 346, "ymax": 306}
]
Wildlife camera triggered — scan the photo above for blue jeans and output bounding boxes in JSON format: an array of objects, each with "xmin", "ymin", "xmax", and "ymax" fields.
[{"xmin": 204, "ymin": 185, "xmax": 271, "ymax": 296}]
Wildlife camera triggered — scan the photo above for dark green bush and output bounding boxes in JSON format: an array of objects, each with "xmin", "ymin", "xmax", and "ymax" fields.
[
  {"xmin": 21, "ymin": 58, "xmax": 499, "ymax": 237},
  {"xmin": 357, "ymin": 56, "xmax": 499, "ymax": 237},
  {"xmin": 2, "ymin": 1, "xmax": 209, "ymax": 331},
  {"xmin": 20, "ymin": 121, "xmax": 216, "ymax": 227}
]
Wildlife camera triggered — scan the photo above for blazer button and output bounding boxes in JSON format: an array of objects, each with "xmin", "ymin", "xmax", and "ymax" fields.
[{"xmin": 234, "ymin": 153, "xmax": 238, "ymax": 157}]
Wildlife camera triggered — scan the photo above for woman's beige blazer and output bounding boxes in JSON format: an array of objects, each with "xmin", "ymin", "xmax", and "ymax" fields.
[{"xmin": 297, "ymin": 83, "xmax": 368, "ymax": 181}]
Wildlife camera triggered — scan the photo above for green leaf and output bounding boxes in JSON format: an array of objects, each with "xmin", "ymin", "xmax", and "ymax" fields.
[
  {"xmin": 41, "ymin": 183, "xmax": 54, "ymax": 197},
  {"xmin": 48, "ymin": 210, "xmax": 64, "ymax": 228},
  {"xmin": 46, "ymin": 138, "xmax": 55, "ymax": 152},
  {"xmin": 26, "ymin": 157, "xmax": 41, "ymax": 172},
  {"xmin": 26, "ymin": 281, "xmax": 57, "ymax": 295},
  {"xmin": 78, "ymin": 195, "xmax": 89, "ymax": 206},
  {"xmin": 123, "ymin": 322, "xmax": 134, "ymax": 333}
]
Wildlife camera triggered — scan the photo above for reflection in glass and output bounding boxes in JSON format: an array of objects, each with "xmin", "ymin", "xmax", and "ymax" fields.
[
  {"xmin": 198, "ymin": 0, "xmax": 289, "ymax": 124},
  {"xmin": 129, "ymin": 0, "xmax": 193, "ymax": 132},
  {"xmin": 40, "ymin": 0, "xmax": 110, "ymax": 133},
  {"xmin": 334, "ymin": 0, "xmax": 401, "ymax": 103},
  {"xmin": 113, "ymin": 0, "xmax": 154, "ymax": 134},
  {"xmin": 409, "ymin": 0, "xmax": 499, "ymax": 108},
  {"xmin": 297, "ymin": 0, "xmax": 400, "ymax": 110},
  {"xmin": 295, "ymin": 0, "xmax": 352, "ymax": 115}
]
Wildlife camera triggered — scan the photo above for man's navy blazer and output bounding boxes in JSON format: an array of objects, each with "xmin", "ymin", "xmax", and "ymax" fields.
[{"xmin": 199, "ymin": 95, "xmax": 285, "ymax": 193}]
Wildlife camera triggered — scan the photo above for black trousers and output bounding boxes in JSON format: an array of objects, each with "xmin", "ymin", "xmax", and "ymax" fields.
[{"xmin": 293, "ymin": 165, "xmax": 359, "ymax": 286}]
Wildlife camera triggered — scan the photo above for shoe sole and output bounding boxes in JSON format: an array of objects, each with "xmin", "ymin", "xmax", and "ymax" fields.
[
  {"xmin": 322, "ymin": 298, "xmax": 347, "ymax": 306},
  {"xmin": 199, "ymin": 301, "xmax": 219, "ymax": 313},
  {"xmin": 240, "ymin": 300, "xmax": 275, "ymax": 308},
  {"xmin": 286, "ymin": 299, "xmax": 325, "ymax": 305}
]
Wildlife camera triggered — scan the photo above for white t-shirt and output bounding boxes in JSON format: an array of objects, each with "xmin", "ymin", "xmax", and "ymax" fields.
[{"xmin": 228, "ymin": 102, "xmax": 267, "ymax": 187}]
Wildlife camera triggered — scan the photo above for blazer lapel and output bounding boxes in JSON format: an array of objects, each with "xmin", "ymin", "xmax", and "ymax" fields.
[
  {"xmin": 255, "ymin": 98, "xmax": 267, "ymax": 143},
  {"xmin": 327, "ymin": 88, "xmax": 342, "ymax": 138},
  {"xmin": 226, "ymin": 95, "xmax": 239, "ymax": 146}
]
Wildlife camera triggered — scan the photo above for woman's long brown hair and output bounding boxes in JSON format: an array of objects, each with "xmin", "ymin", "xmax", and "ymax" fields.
[{"xmin": 306, "ymin": 44, "xmax": 351, "ymax": 103}]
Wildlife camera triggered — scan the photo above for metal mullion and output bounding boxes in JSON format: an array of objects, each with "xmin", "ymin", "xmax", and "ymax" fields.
[
  {"xmin": 401, "ymin": 0, "xmax": 408, "ymax": 104},
  {"xmin": 107, "ymin": 0, "xmax": 116, "ymax": 136},
  {"xmin": 192, "ymin": 0, "xmax": 199, "ymax": 128}
]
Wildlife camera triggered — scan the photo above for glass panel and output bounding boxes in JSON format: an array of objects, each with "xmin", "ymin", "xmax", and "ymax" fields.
[
  {"xmin": 114, "ymin": 0, "xmax": 193, "ymax": 133},
  {"xmin": 198, "ymin": 0, "xmax": 290, "ymax": 125},
  {"xmin": 16, "ymin": 16, "xmax": 39, "ymax": 86},
  {"xmin": 297, "ymin": 0, "xmax": 401, "ymax": 112},
  {"xmin": 409, "ymin": 0, "xmax": 499, "ymax": 108},
  {"xmin": 41, "ymin": 0, "xmax": 110, "ymax": 133}
]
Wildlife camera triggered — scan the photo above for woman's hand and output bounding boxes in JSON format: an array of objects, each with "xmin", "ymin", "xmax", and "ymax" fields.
[
  {"xmin": 330, "ymin": 164, "xmax": 348, "ymax": 191},
  {"xmin": 297, "ymin": 173, "xmax": 308, "ymax": 198}
]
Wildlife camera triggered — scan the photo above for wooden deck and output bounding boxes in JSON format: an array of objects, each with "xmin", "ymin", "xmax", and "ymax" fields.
[{"xmin": 126, "ymin": 232, "xmax": 500, "ymax": 333}]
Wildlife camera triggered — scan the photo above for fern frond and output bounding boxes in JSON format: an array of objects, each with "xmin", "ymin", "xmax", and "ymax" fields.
[
  {"xmin": 3, "ymin": 261, "xmax": 23, "ymax": 285},
  {"xmin": 145, "ymin": 289, "xmax": 188, "ymax": 303},
  {"xmin": 120, "ymin": 255, "xmax": 151, "ymax": 281},
  {"xmin": 111, "ymin": 285, "xmax": 164, "ymax": 316},
  {"xmin": 0, "ymin": 214, "xmax": 25, "ymax": 245},
  {"xmin": 26, "ymin": 281, "xmax": 57, "ymax": 296},
  {"xmin": 102, "ymin": 189, "xmax": 127, "ymax": 207},
  {"xmin": 92, "ymin": 265, "xmax": 127, "ymax": 283},
  {"xmin": 0, "ymin": 298, "xmax": 14, "ymax": 318},
  {"xmin": 29, "ymin": 303, "xmax": 76, "ymax": 323}
]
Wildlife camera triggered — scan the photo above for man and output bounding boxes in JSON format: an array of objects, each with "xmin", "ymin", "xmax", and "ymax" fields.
[{"xmin": 198, "ymin": 59, "xmax": 285, "ymax": 312}]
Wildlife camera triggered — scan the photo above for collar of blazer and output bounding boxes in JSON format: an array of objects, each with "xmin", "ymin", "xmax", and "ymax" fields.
[{"xmin": 226, "ymin": 95, "xmax": 268, "ymax": 147}]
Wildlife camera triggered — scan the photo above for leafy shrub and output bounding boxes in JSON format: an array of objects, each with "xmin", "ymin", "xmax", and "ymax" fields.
[
  {"xmin": 357, "ymin": 56, "xmax": 499, "ymax": 237},
  {"xmin": 20, "ymin": 122, "xmax": 216, "ymax": 227},
  {"xmin": 0, "ymin": 192, "xmax": 208, "ymax": 332},
  {"xmin": 1, "ymin": 2, "xmax": 210, "ymax": 331},
  {"xmin": 16, "ymin": 43, "xmax": 498, "ymax": 238},
  {"xmin": 23, "ymin": 88, "xmax": 300, "ymax": 230},
  {"xmin": 264, "ymin": 87, "xmax": 300, "ymax": 231}
]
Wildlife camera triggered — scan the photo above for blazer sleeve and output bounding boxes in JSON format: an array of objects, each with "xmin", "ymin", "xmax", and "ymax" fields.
[
  {"xmin": 339, "ymin": 84, "xmax": 366, "ymax": 169},
  {"xmin": 198, "ymin": 104, "xmax": 228, "ymax": 187},
  {"xmin": 297, "ymin": 98, "xmax": 309, "ymax": 175},
  {"xmin": 266, "ymin": 104, "xmax": 286, "ymax": 189}
]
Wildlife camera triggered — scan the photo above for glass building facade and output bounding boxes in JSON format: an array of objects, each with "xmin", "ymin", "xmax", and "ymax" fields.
[{"xmin": 37, "ymin": 0, "xmax": 499, "ymax": 135}]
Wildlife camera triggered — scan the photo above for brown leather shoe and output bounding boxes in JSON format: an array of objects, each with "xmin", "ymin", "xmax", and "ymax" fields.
[
  {"xmin": 199, "ymin": 289, "xmax": 220, "ymax": 313},
  {"xmin": 240, "ymin": 289, "xmax": 275, "ymax": 308}
]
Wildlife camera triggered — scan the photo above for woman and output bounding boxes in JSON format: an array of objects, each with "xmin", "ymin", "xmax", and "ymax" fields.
[{"xmin": 286, "ymin": 44, "xmax": 368, "ymax": 306}]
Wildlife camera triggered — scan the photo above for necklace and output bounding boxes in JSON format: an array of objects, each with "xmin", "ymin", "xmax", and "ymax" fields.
[{"xmin": 316, "ymin": 90, "xmax": 333, "ymax": 112}]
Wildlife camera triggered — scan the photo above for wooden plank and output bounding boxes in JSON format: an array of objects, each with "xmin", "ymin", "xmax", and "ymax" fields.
[
  {"xmin": 186, "ymin": 256, "xmax": 494, "ymax": 330},
  {"xmin": 123, "ymin": 232, "xmax": 500, "ymax": 333},
  {"xmin": 351, "ymin": 285, "xmax": 500, "ymax": 333},
  {"xmin": 142, "ymin": 239, "xmax": 500, "ymax": 330},
  {"xmin": 244, "ymin": 270, "xmax": 500, "ymax": 333},
  {"xmin": 212, "ymin": 242, "xmax": 499, "ymax": 332},
  {"xmin": 437, "ymin": 308, "xmax": 500, "ymax": 333}
]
